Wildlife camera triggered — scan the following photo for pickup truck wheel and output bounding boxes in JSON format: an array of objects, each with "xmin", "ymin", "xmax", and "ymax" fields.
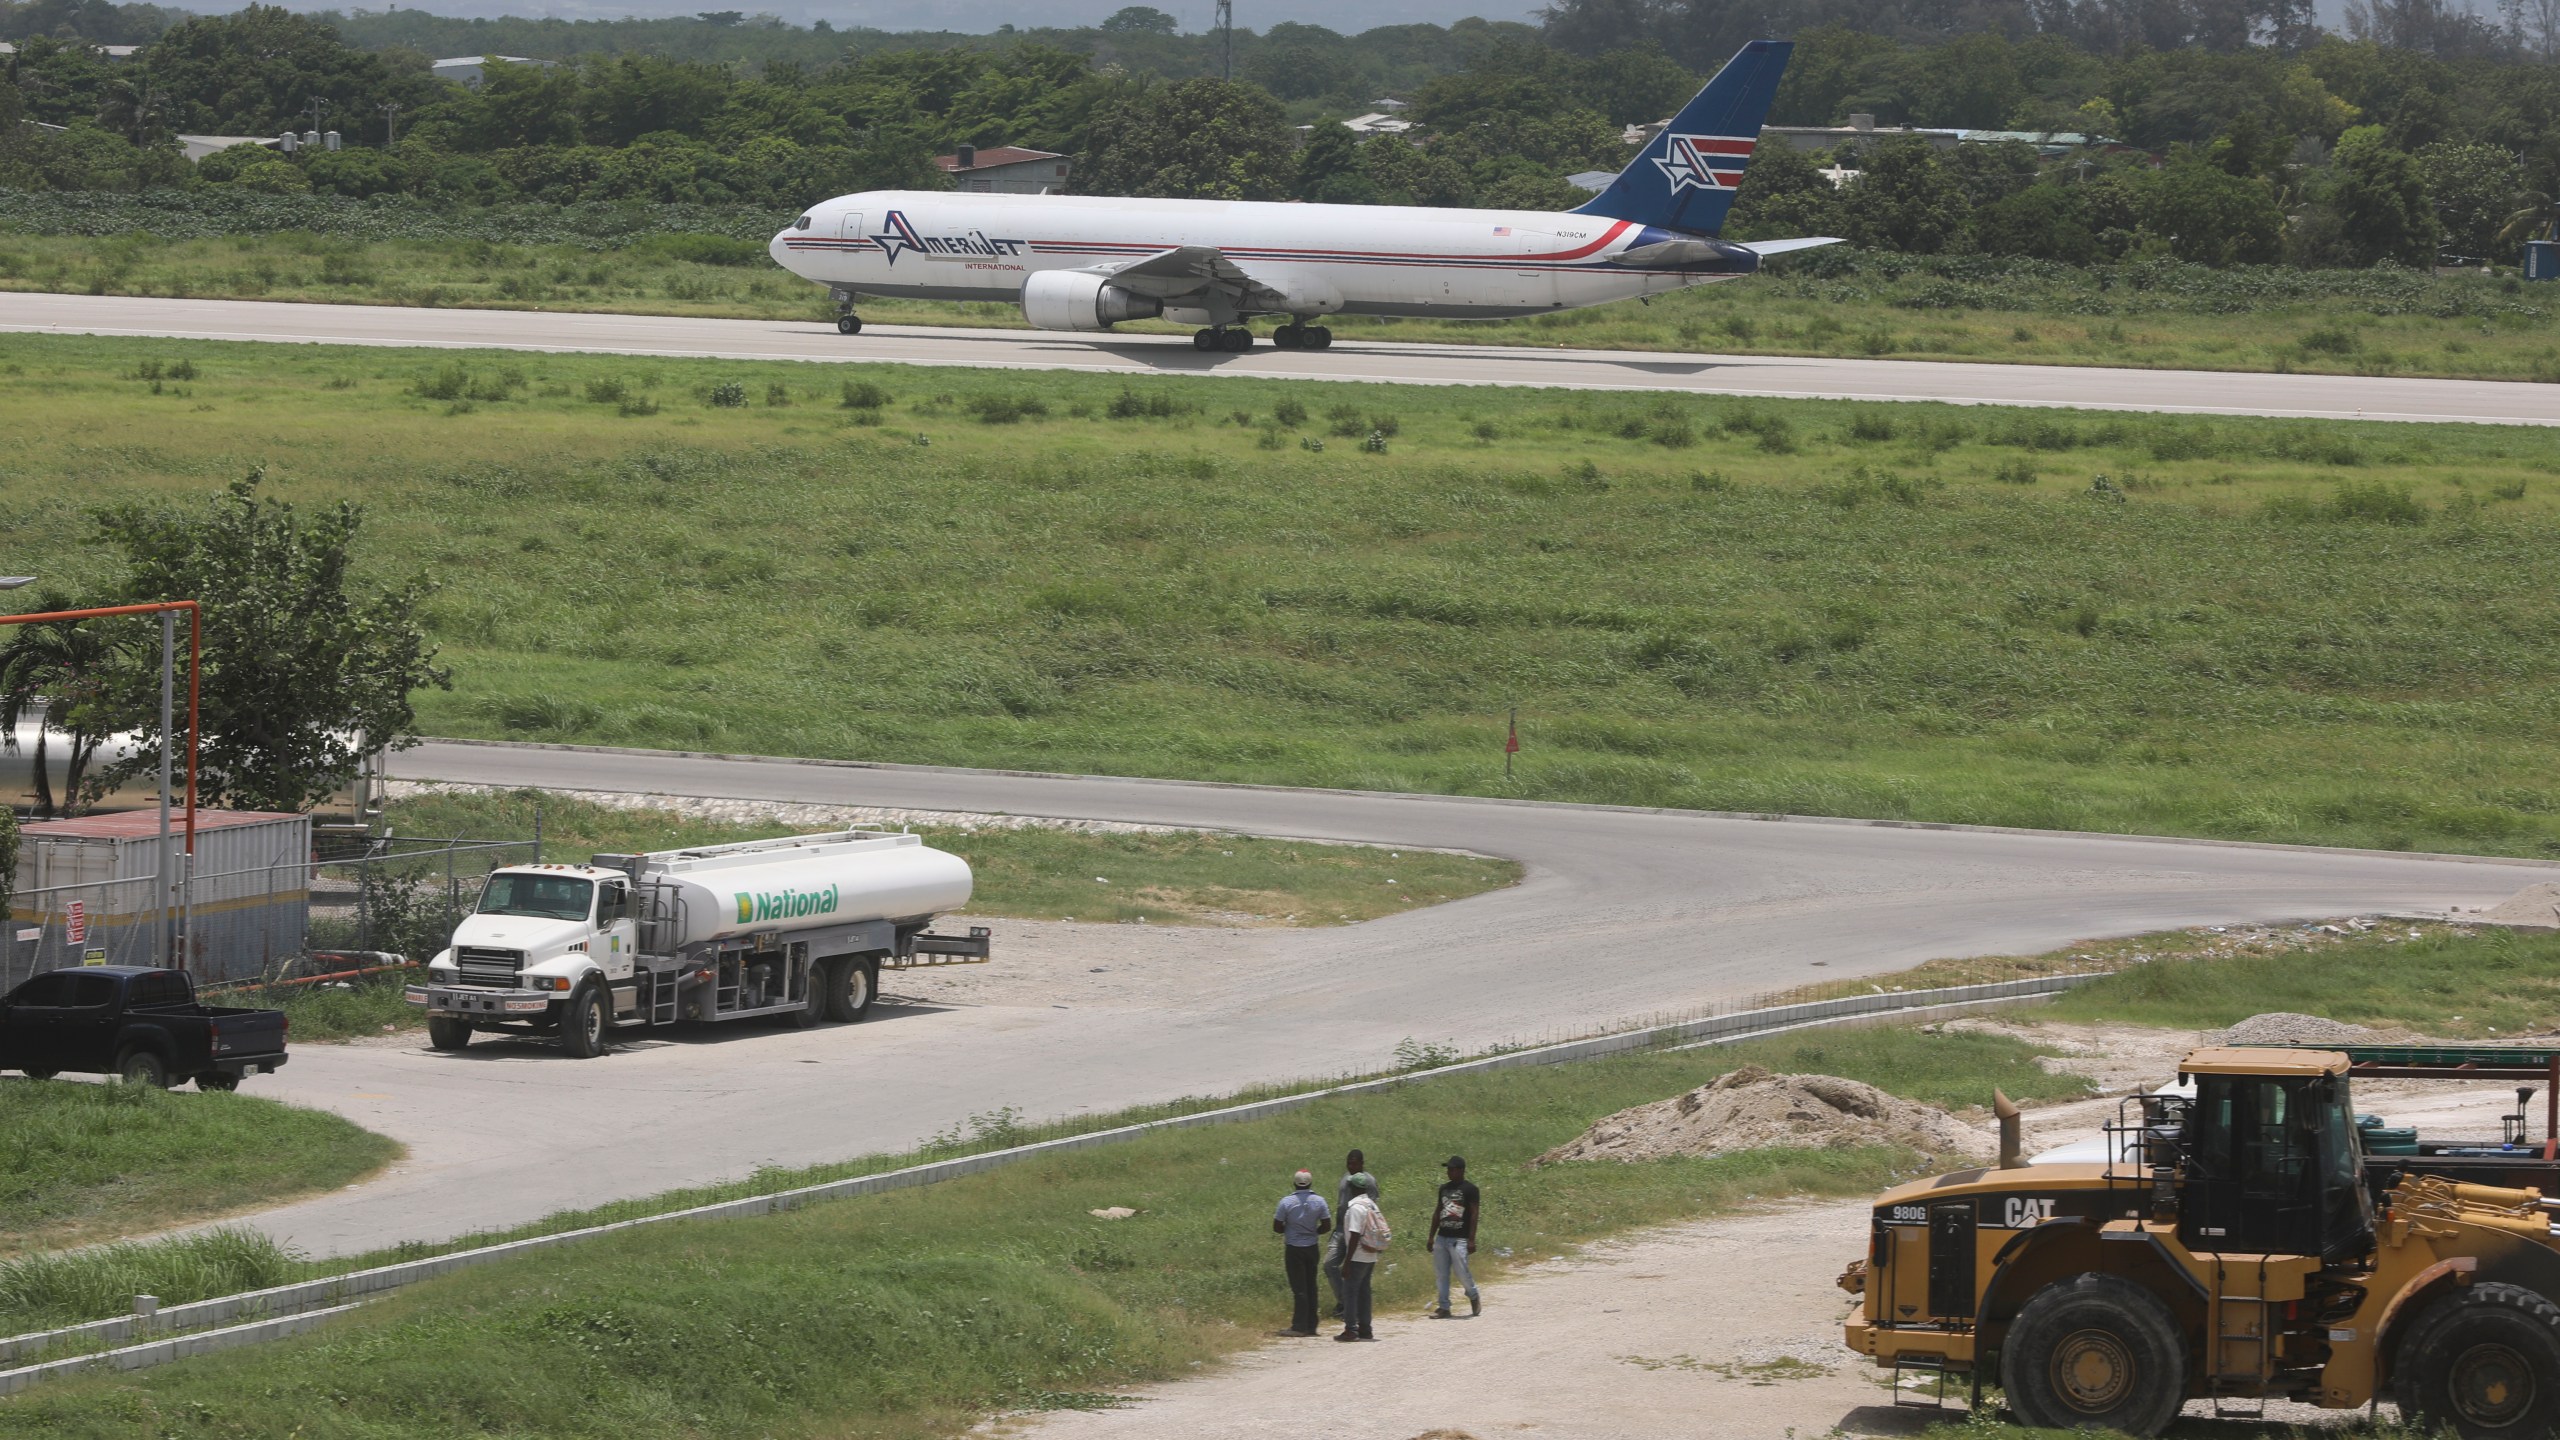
[
  {"xmin": 560, "ymin": 984, "xmax": 609, "ymax": 1059},
  {"xmin": 196, "ymin": 1072, "xmax": 240, "ymax": 1092},
  {"xmin": 824, "ymin": 955, "xmax": 878, "ymax": 1024},
  {"xmin": 1999, "ymin": 1273, "xmax": 2186, "ymax": 1437},
  {"xmin": 114, "ymin": 1048, "xmax": 171, "ymax": 1090},
  {"xmin": 2400, "ymin": 1282, "xmax": 2560, "ymax": 1439},
  {"xmin": 426, "ymin": 1016, "xmax": 473, "ymax": 1051}
]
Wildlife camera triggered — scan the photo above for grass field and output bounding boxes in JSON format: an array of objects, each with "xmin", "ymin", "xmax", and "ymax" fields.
[
  {"xmin": 7, "ymin": 331, "xmax": 2560, "ymax": 856},
  {"xmin": 0, "ymin": 1081, "xmax": 400, "ymax": 1258},
  {"xmin": 0, "ymin": 1023, "xmax": 2083, "ymax": 1435},
  {"xmin": 2049, "ymin": 923, "xmax": 2560, "ymax": 1037},
  {"xmin": 4, "ymin": 226, "xmax": 2556, "ymax": 380},
  {"xmin": 387, "ymin": 788, "xmax": 1519, "ymax": 928}
]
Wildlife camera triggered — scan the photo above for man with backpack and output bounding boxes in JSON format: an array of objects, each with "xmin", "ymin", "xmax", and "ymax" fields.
[
  {"xmin": 1427, "ymin": 1155, "xmax": 1482, "ymax": 1318},
  {"xmin": 1324, "ymin": 1149, "xmax": 1378, "ymax": 1319},
  {"xmin": 1336, "ymin": 1172, "xmax": 1389, "ymax": 1341}
]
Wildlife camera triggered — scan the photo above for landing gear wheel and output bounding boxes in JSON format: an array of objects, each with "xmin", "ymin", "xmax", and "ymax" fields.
[
  {"xmin": 114, "ymin": 1048, "xmax": 170, "ymax": 1090},
  {"xmin": 1193, "ymin": 328, "xmax": 1218, "ymax": 351},
  {"xmin": 196, "ymin": 1071, "xmax": 239, "ymax": 1092},
  {"xmin": 836, "ymin": 314, "xmax": 862, "ymax": 335},
  {"xmin": 824, "ymin": 955, "xmax": 878, "ymax": 1024},
  {"xmin": 2000, "ymin": 1273, "xmax": 2187, "ymax": 1436},
  {"xmin": 427, "ymin": 1015, "xmax": 474, "ymax": 1051},
  {"xmin": 2400, "ymin": 1282, "xmax": 2560, "ymax": 1439},
  {"xmin": 1222, "ymin": 328, "xmax": 1254, "ymax": 352},
  {"xmin": 1306, "ymin": 325, "xmax": 1334, "ymax": 350},
  {"xmin": 559, "ymin": 984, "xmax": 609, "ymax": 1059},
  {"xmin": 1274, "ymin": 325, "xmax": 1304, "ymax": 350},
  {"xmin": 21, "ymin": 1069, "xmax": 55, "ymax": 1081}
]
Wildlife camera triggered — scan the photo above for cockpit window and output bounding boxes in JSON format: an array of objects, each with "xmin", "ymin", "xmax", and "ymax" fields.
[
  {"xmin": 478, "ymin": 874, "xmax": 594, "ymax": 922},
  {"xmin": 796, "ymin": 215, "xmax": 812, "ymax": 230}
]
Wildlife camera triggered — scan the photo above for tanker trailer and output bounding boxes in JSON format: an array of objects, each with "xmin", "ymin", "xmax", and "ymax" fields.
[{"xmin": 405, "ymin": 829, "xmax": 991, "ymax": 1057}]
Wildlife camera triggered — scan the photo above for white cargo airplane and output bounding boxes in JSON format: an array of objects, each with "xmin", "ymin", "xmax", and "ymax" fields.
[{"xmin": 769, "ymin": 40, "xmax": 1835, "ymax": 351}]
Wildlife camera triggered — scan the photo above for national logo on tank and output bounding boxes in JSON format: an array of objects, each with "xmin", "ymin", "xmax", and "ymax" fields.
[{"xmin": 1653, "ymin": 134, "xmax": 1755, "ymax": 193}]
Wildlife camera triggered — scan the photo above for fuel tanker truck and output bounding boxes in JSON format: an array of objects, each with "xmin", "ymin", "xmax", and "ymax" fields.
[{"xmin": 405, "ymin": 829, "xmax": 990, "ymax": 1056}]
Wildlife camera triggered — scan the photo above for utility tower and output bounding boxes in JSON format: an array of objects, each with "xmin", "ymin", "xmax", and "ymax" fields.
[{"xmin": 1216, "ymin": 0, "xmax": 1232, "ymax": 79}]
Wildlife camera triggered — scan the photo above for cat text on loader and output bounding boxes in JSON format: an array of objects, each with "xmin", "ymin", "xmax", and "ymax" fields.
[{"xmin": 1839, "ymin": 1047, "xmax": 2560, "ymax": 1437}]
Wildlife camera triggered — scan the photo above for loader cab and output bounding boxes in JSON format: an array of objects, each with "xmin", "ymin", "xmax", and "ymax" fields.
[{"xmin": 2174, "ymin": 1048, "xmax": 2374, "ymax": 1262}]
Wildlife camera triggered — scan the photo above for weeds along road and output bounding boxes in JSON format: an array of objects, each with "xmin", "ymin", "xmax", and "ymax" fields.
[
  {"xmin": 237, "ymin": 738, "xmax": 2548, "ymax": 1259},
  {"xmin": 7, "ymin": 291, "xmax": 2560, "ymax": 424}
]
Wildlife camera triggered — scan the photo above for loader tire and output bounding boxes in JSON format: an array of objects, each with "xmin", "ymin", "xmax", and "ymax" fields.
[
  {"xmin": 2000, "ymin": 1272, "xmax": 2187, "ymax": 1436},
  {"xmin": 2399, "ymin": 1281, "xmax": 2560, "ymax": 1439},
  {"xmin": 560, "ymin": 984, "xmax": 610, "ymax": 1059},
  {"xmin": 824, "ymin": 955, "xmax": 877, "ymax": 1024},
  {"xmin": 426, "ymin": 1016, "xmax": 474, "ymax": 1051}
]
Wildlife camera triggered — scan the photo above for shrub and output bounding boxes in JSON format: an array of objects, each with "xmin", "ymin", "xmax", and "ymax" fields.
[
  {"xmin": 583, "ymin": 377, "xmax": 628, "ymax": 404},
  {"xmin": 412, "ymin": 363, "xmax": 469, "ymax": 401},
  {"xmin": 1327, "ymin": 403, "xmax": 1367, "ymax": 438},
  {"xmin": 2298, "ymin": 326, "xmax": 2360, "ymax": 356},
  {"xmin": 1361, "ymin": 430, "xmax": 1388, "ymax": 453},
  {"xmin": 1472, "ymin": 419, "xmax": 1500, "ymax": 441},
  {"xmin": 1108, "ymin": 388, "xmax": 1181, "ymax": 419},
  {"xmin": 1690, "ymin": 470, "xmax": 1730, "ymax": 493},
  {"xmin": 618, "ymin": 396, "xmax": 659, "ymax": 417},
  {"xmin": 1846, "ymin": 413, "xmax": 1897, "ymax": 443},
  {"xmin": 2327, "ymin": 481, "xmax": 2427, "ymax": 525},
  {"xmin": 840, "ymin": 380, "xmax": 890, "ymax": 410},
  {"xmin": 965, "ymin": 393, "xmax": 1050, "ymax": 424},
  {"xmin": 765, "ymin": 382, "xmax": 791, "ymax": 408},
  {"xmin": 1272, "ymin": 397, "xmax": 1308, "ymax": 428},
  {"xmin": 708, "ymin": 381, "xmax": 746, "ymax": 408},
  {"xmin": 1993, "ymin": 457, "xmax": 2038, "ymax": 485}
]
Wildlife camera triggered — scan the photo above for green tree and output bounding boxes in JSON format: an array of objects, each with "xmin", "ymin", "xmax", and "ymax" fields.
[
  {"xmin": 87, "ymin": 471, "xmax": 450, "ymax": 814},
  {"xmin": 1294, "ymin": 124, "xmax": 1378, "ymax": 204},
  {"xmin": 1843, "ymin": 137, "xmax": 1968, "ymax": 253},
  {"xmin": 2323, "ymin": 123, "xmax": 2438, "ymax": 265},
  {"xmin": 1975, "ymin": 183, "xmax": 2096, "ymax": 262},
  {"xmin": 0, "ymin": 591, "xmax": 119, "ymax": 819},
  {"xmin": 144, "ymin": 5, "xmax": 435, "ymax": 135},
  {"xmin": 1077, "ymin": 78, "xmax": 1295, "ymax": 200},
  {"xmin": 2413, "ymin": 141, "xmax": 2522, "ymax": 259},
  {"xmin": 1724, "ymin": 141, "xmax": 1842, "ymax": 239},
  {"xmin": 2136, "ymin": 156, "xmax": 2285, "ymax": 265},
  {"xmin": 1100, "ymin": 5, "xmax": 1178, "ymax": 33}
]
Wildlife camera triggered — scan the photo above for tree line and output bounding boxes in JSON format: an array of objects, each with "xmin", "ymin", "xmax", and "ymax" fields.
[{"xmin": 4, "ymin": 2, "xmax": 2558, "ymax": 264}]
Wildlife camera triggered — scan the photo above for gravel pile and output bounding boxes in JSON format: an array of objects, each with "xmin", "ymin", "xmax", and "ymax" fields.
[
  {"xmin": 1535, "ymin": 1066, "xmax": 1990, "ymax": 1168},
  {"xmin": 2221, "ymin": 1012, "xmax": 2373, "ymax": 1045},
  {"xmin": 2481, "ymin": 882, "xmax": 2560, "ymax": 929}
]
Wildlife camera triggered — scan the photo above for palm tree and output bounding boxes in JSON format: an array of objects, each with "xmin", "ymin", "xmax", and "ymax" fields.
[
  {"xmin": 0, "ymin": 596, "xmax": 117, "ymax": 819},
  {"xmin": 2499, "ymin": 191, "xmax": 2560, "ymax": 249}
]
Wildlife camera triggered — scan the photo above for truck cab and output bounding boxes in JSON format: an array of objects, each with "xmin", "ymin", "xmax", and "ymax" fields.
[{"xmin": 414, "ymin": 864, "xmax": 637, "ymax": 1057}]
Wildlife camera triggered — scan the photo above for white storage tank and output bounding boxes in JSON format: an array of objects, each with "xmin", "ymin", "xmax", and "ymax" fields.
[
  {"xmin": 629, "ymin": 830, "xmax": 972, "ymax": 950},
  {"xmin": 8, "ymin": 808, "xmax": 311, "ymax": 987}
]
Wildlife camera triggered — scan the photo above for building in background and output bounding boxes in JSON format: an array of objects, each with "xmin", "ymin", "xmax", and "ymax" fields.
[{"xmin": 935, "ymin": 144, "xmax": 1071, "ymax": 193}]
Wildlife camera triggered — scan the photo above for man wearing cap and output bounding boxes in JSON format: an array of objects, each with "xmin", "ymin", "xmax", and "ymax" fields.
[
  {"xmin": 1324, "ymin": 1149, "xmax": 1379, "ymax": 1320},
  {"xmin": 1427, "ymin": 1155, "xmax": 1482, "ymax": 1318},
  {"xmin": 1272, "ymin": 1168, "xmax": 1332, "ymax": 1337}
]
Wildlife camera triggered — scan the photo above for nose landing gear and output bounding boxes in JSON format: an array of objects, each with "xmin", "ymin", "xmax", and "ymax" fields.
[{"xmin": 831, "ymin": 288, "xmax": 862, "ymax": 336}]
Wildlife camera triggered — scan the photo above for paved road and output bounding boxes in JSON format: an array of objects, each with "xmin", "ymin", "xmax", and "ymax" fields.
[
  {"xmin": 238, "ymin": 739, "xmax": 2545, "ymax": 1257},
  {"xmin": 5, "ymin": 291, "xmax": 2556, "ymax": 424}
]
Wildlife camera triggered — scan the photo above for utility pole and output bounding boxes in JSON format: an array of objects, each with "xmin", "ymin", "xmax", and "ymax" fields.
[
  {"xmin": 1215, "ymin": 0, "xmax": 1233, "ymax": 80},
  {"xmin": 380, "ymin": 100, "xmax": 402, "ymax": 145}
]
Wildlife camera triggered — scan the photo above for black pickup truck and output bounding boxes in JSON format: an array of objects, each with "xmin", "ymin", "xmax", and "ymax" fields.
[{"xmin": 0, "ymin": 966, "xmax": 289, "ymax": 1091}]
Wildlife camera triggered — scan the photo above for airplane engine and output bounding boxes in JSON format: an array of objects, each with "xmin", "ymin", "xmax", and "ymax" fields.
[{"xmin": 1021, "ymin": 271, "xmax": 1163, "ymax": 331}]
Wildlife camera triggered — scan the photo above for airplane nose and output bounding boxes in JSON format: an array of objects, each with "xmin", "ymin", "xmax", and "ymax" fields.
[{"xmin": 769, "ymin": 229, "xmax": 797, "ymax": 272}]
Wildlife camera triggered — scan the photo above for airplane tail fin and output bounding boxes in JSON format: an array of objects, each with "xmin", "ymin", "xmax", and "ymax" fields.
[{"xmin": 1572, "ymin": 39, "xmax": 1792, "ymax": 237}]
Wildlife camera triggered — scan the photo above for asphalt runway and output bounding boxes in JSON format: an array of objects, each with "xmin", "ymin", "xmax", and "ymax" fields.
[
  {"xmin": 5, "ymin": 291, "xmax": 2557, "ymax": 424},
  {"xmin": 237, "ymin": 739, "xmax": 2547, "ymax": 1257}
]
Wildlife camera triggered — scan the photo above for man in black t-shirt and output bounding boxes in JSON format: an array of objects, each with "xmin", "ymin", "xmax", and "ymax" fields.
[{"xmin": 1427, "ymin": 1154, "xmax": 1481, "ymax": 1318}]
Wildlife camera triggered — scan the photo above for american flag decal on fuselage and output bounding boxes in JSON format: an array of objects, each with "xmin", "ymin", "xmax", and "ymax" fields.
[{"xmin": 1653, "ymin": 134, "xmax": 1755, "ymax": 193}]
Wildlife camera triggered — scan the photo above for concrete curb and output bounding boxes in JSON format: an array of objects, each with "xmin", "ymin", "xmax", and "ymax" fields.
[
  {"xmin": 0, "ymin": 970, "xmax": 2102, "ymax": 1392},
  {"xmin": 412, "ymin": 737, "xmax": 2560, "ymax": 871}
]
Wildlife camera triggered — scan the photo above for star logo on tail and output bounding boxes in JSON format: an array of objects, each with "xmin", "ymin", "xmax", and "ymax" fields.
[{"xmin": 1653, "ymin": 134, "xmax": 1756, "ymax": 193}]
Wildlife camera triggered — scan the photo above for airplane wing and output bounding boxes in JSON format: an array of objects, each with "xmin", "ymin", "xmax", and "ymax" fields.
[
  {"xmin": 1080, "ymin": 246, "xmax": 1289, "ymax": 322},
  {"xmin": 1737, "ymin": 236, "xmax": 1846, "ymax": 257}
]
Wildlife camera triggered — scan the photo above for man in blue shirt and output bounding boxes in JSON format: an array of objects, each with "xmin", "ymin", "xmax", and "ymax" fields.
[{"xmin": 1272, "ymin": 1168, "xmax": 1333, "ymax": 1336}]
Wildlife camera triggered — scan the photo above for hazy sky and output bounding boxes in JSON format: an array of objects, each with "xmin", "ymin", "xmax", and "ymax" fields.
[{"xmin": 310, "ymin": 0, "xmax": 1549, "ymax": 31}]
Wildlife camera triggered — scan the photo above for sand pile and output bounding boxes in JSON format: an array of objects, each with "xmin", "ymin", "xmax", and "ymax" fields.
[
  {"xmin": 2221, "ymin": 1012, "xmax": 2374, "ymax": 1046},
  {"xmin": 1535, "ymin": 1066, "xmax": 1990, "ymax": 1167},
  {"xmin": 2480, "ymin": 882, "xmax": 2560, "ymax": 929}
]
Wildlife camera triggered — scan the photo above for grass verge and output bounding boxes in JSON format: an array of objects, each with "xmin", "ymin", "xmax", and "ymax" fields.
[
  {"xmin": 0, "ymin": 1082, "xmax": 401, "ymax": 1260},
  {"xmin": 2048, "ymin": 922, "xmax": 2560, "ymax": 1038},
  {"xmin": 0, "ymin": 1024, "xmax": 2085, "ymax": 1396},
  {"xmin": 12, "ymin": 334, "xmax": 2560, "ymax": 856},
  {"xmin": 386, "ymin": 787, "xmax": 1521, "ymax": 927}
]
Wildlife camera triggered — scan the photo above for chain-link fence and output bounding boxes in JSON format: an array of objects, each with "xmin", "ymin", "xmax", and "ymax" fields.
[{"xmin": 306, "ymin": 833, "xmax": 538, "ymax": 973}]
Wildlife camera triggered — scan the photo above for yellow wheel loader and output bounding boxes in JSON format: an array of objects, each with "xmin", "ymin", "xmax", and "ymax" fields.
[{"xmin": 1841, "ymin": 1046, "xmax": 2560, "ymax": 1436}]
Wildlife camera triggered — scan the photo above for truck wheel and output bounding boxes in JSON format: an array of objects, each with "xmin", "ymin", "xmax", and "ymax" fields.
[
  {"xmin": 560, "ymin": 984, "xmax": 610, "ymax": 1059},
  {"xmin": 196, "ymin": 1072, "xmax": 240, "ymax": 1092},
  {"xmin": 427, "ymin": 1016, "xmax": 474, "ymax": 1051},
  {"xmin": 1999, "ymin": 1273, "xmax": 2187, "ymax": 1436},
  {"xmin": 783, "ymin": 963, "xmax": 825, "ymax": 1028},
  {"xmin": 2399, "ymin": 1282, "xmax": 2560, "ymax": 1439},
  {"xmin": 21, "ymin": 1069, "xmax": 56, "ymax": 1081},
  {"xmin": 824, "ymin": 955, "xmax": 877, "ymax": 1024},
  {"xmin": 114, "ymin": 1048, "xmax": 171, "ymax": 1090}
]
